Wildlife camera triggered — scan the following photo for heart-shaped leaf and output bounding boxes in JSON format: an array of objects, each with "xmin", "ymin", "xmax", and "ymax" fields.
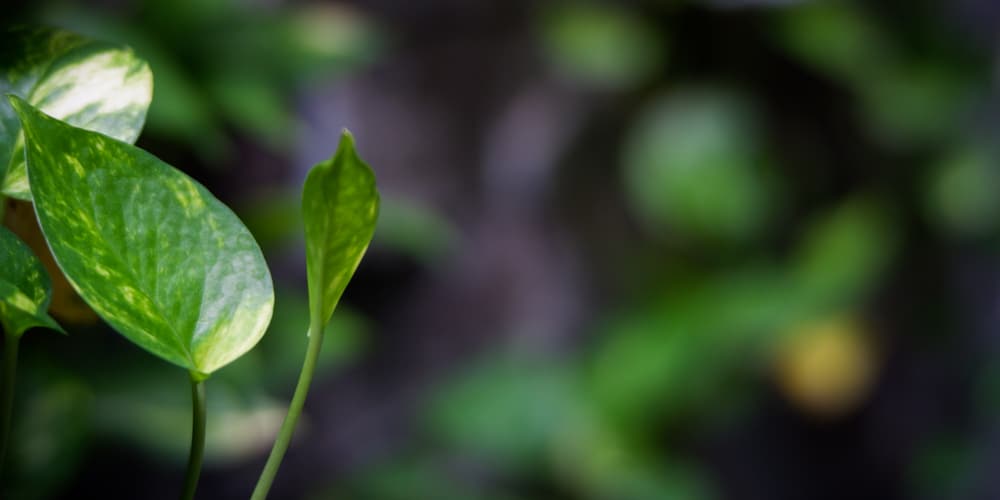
[
  {"xmin": 0, "ymin": 26, "xmax": 153, "ymax": 200},
  {"xmin": 10, "ymin": 96, "xmax": 273, "ymax": 377},
  {"xmin": 0, "ymin": 226, "xmax": 62, "ymax": 336},
  {"xmin": 303, "ymin": 131, "xmax": 379, "ymax": 328}
]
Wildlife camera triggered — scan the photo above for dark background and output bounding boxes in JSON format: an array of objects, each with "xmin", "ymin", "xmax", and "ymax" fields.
[{"xmin": 5, "ymin": 0, "xmax": 1000, "ymax": 499}]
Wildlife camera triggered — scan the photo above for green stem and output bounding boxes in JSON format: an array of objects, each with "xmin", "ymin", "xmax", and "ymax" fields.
[
  {"xmin": 251, "ymin": 318, "xmax": 325, "ymax": 500},
  {"xmin": 0, "ymin": 330, "xmax": 18, "ymax": 473},
  {"xmin": 180, "ymin": 377, "xmax": 207, "ymax": 500}
]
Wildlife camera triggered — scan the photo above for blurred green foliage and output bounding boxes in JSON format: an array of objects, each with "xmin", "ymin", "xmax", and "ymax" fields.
[
  {"xmin": 774, "ymin": 1, "xmax": 981, "ymax": 148},
  {"xmin": 3, "ymin": 290, "xmax": 367, "ymax": 496},
  {"xmin": 41, "ymin": 0, "xmax": 380, "ymax": 159},
  {"xmin": 924, "ymin": 145, "xmax": 1000, "ymax": 238},
  {"xmin": 4, "ymin": 0, "xmax": 997, "ymax": 497},
  {"xmin": 5, "ymin": 378, "xmax": 91, "ymax": 500},
  {"xmin": 539, "ymin": 3, "xmax": 665, "ymax": 89},
  {"xmin": 622, "ymin": 89, "xmax": 776, "ymax": 242}
]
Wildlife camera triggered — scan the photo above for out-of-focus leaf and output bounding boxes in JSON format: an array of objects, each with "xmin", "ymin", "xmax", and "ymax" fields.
[
  {"xmin": 0, "ymin": 226, "xmax": 62, "ymax": 336},
  {"xmin": 790, "ymin": 198, "xmax": 895, "ymax": 313},
  {"xmin": 774, "ymin": 2, "xmax": 892, "ymax": 85},
  {"xmin": 539, "ymin": 3, "xmax": 664, "ymax": 89},
  {"xmin": 206, "ymin": 73, "xmax": 295, "ymax": 150},
  {"xmin": 924, "ymin": 145, "xmax": 1000, "ymax": 237},
  {"xmin": 775, "ymin": 4, "xmax": 976, "ymax": 148},
  {"xmin": 12, "ymin": 97, "xmax": 274, "ymax": 376},
  {"xmin": 588, "ymin": 271, "xmax": 794, "ymax": 430},
  {"xmin": 622, "ymin": 89, "xmax": 775, "ymax": 242},
  {"xmin": 302, "ymin": 131, "xmax": 379, "ymax": 329},
  {"xmin": 590, "ymin": 198, "xmax": 893, "ymax": 429},
  {"xmin": 138, "ymin": 42, "xmax": 229, "ymax": 160},
  {"xmin": 861, "ymin": 64, "xmax": 973, "ymax": 147},
  {"xmin": 0, "ymin": 25, "xmax": 152, "ymax": 200},
  {"xmin": 202, "ymin": 3, "xmax": 382, "ymax": 85},
  {"xmin": 426, "ymin": 355, "xmax": 583, "ymax": 468},
  {"xmin": 280, "ymin": 4, "xmax": 382, "ymax": 79}
]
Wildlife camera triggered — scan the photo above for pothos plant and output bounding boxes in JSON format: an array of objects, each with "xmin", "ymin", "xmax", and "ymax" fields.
[{"xmin": 0, "ymin": 26, "xmax": 379, "ymax": 499}]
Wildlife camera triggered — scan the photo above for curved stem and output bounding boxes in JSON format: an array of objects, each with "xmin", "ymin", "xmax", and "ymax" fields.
[
  {"xmin": 251, "ymin": 318, "xmax": 325, "ymax": 500},
  {"xmin": 0, "ymin": 330, "xmax": 19, "ymax": 473},
  {"xmin": 180, "ymin": 377, "xmax": 207, "ymax": 500}
]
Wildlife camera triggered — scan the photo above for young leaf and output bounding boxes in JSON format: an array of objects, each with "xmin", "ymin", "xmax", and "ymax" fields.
[
  {"xmin": 252, "ymin": 130, "xmax": 378, "ymax": 500},
  {"xmin": 303, "ymin": 131, "xmax": 379, "ymax": 328},
  {"xmin": 9, "ymin": 96, "xmax": 273, "ymax": 377},
  {"xmin": 0, "ymin": 26, "xmax": 153, "ymax": 200},
  {"xmin": 0, "ymin": 226, "xmax": 62, "ymax": 336}
]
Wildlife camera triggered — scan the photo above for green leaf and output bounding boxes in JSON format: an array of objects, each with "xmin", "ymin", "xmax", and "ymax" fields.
[
  {"xmin": 0, "ymin": 26, "xmax": 152, "ymax": 200},
  {"xmin": 9, "ymin": 96, "xmax": 273, "ymax": 376},
  {"xmin": 302, "ymin": 131, "xmax": 379, "ymax": 328},
  {"xmin": 0, "ymin": 226, "xmax": 62, "ymax": 336}
]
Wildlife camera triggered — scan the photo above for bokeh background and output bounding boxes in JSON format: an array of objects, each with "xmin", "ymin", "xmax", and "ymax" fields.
[{"xmin": 4, "ymin": 0, "xmax": 1000, "ymax": 498}]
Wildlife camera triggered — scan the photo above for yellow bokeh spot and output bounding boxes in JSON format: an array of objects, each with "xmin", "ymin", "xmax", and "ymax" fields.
[{"xmin": 773, "ymin": 315, "xmax": 878, "ymax": 418}]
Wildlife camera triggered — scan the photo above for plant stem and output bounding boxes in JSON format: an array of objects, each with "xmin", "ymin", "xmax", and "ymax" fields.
[
  {"xmin": 0, "ymin": 330, "xmax": 18, "ymax": 473},
  {"xmin": 251, "ymin": 318, "xmax": 325, "ymax": 500},
  {"xmin": 180, "ymin": 377, "xmax": 207, "ymax": 500}
]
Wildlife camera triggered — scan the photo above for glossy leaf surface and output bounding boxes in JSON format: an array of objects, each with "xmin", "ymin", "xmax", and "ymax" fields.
[
  {"xmin": 0, "ymin": 226, "xmax": 62, "ymax": 336},
  {"xmin": 0, "ymin": 26, "xmax": 152, "ymax": 199},
  {"xmin": 11, "ymin": 96, "xmax": 273, "ymax": 376},
  {"xmin": 303, "ymin": 131, "xmax": 379, "ymax": 328}
]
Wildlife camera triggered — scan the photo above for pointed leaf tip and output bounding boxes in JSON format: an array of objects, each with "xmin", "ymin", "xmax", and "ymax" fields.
[
  {"xmin": 338, "ymin": 129, "xmax": 356, "ymax": 152},
  {"xmin": 6, "ymin": 93, "xmax": 28, "ymax": 113}
]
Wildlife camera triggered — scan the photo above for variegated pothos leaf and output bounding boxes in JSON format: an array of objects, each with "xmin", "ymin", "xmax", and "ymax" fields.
[
  {"xmin": 0, "ymin": 25, "xmax": 152, "ymax": 200},
  {"xmin": 10, "ymin": 96, "xmax": 273, "ymax": 376}
]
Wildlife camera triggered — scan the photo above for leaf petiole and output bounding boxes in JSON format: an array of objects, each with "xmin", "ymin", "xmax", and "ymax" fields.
[
  {"xmin": 251, "ymin": 317, "xmax": 325, "ymax": 500},
  {"xmin": 180, "ymin": 376, "xmax": 207, "ymax": 500}
]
